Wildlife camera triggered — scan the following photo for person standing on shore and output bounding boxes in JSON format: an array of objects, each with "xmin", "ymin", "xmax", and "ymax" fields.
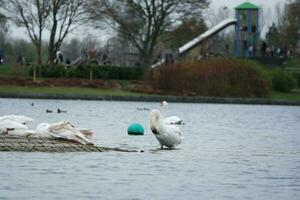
[
  {"xmin": 248, "ymin": 45, "xmax": 254, "ymax": 57},
  {"xmin": 56, "ymin": 50, "xmax": 63, "ymax": 64}
]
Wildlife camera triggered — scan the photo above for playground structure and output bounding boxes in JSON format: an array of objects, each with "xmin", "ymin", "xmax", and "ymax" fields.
[
  {"xmin": 234, "ymin": 2, "xmax": 259, "ymax": 57},
  {"xmin": 152, "ymin": 2, "xmax": 260, "ymax": 68}
]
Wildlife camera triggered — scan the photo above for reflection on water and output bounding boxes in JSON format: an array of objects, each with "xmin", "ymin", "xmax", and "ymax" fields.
[{"xmin": 0, "ymin": 98, "xmax": 300, "ymax": 199}]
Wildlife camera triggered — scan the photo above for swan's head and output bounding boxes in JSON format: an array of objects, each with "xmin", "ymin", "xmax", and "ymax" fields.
[
  {"xmin": 149, "ymin": 109, "xmax": 162, "ymax": 134},
  {"xmin": 160, "ymin": 101, "xmax": 168, "ymax": 108}
]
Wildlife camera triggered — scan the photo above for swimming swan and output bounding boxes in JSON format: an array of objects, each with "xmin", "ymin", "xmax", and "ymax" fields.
[
  {"xmin": 149, "ymin": 109, "xmax": 183, "ymax": 149},
  {"xmin": 160, "ymin": 101, "xmax": 184, "ymax": 125}
]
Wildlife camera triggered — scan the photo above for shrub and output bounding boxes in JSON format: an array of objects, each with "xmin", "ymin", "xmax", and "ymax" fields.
[
  {"xmin": 283, "ymin": 58, "xmax": 300, "ymax": 87},
  {"xmin": 29, "ymin": 65, "xmax": 145, "ymax": 80},
  {"xmin": 29, "ymin": 65, "xmax": 68, "ymax": 78},
  {"xmin": 145, "ymin": 58, "xmax": 271, "ymax": 97},
  {"xmin": 271, "ymin": 69, "xmax": 296, "ymax": 92},
  {"xmin": 283, "ymin": 58, "xmax": 300, "ymax": 69}
]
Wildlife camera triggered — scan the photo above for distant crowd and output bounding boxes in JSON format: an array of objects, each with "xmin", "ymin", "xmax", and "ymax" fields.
[
  {"xmin": 0, "ymin": 43, "xmax": 298, "ymax": 67},
  {"xmin": 260, "ymin": 41, "xmax": 294, "ymax": 58}
]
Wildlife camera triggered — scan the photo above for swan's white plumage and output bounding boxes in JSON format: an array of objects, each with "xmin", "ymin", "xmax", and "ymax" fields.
[
  {"xmin": 150, "ymin": 109, "xmax": 183, "ymax": 149},
  {"xmin": 163, "ymin": 116, "xmax": 183, "ymax": 125},
  {"xmin": 161, "ymin": 101, "xmax": 168, "ymax": 108},
  {"xmin": 78, "ymin": 128, "xmax": 94, "ymax": 140},
  {"xmin": 34, "ymin": 121, "xmax": 94, "ymax": 145},
  {"xmin": 160, "ymin": 101, "xmax": 184, "ymax": 125},
  {"xmin": 0, "ymin": 115, "xmax": 34, "ymax": 136},
  {"xmin": 34, "ymin": 123, "xmax": 55, "ymax": 138},
  {"xmin": 0, "ymin": 115, "xmax": 34, "ymax": 124}
]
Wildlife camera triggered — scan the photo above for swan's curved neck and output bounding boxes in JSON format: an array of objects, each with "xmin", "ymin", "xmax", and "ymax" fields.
[{"xmin": 150, "ymin": 111, "xmax": 163, "ymax": 129}]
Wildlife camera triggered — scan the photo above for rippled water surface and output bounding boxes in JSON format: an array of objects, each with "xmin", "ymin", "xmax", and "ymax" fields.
[{"xmin": 0, "ymin": 98, "xmax": 300, "ymax": 200}]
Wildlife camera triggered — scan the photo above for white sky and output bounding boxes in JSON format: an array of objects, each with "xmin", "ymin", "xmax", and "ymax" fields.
[
  {"xmin": 210, "ymin": 0, "xmax": 285, "ymax": 7},
  {"xmin": 10, "ymin": 0, "xmax": 287, "ymax": 41}
]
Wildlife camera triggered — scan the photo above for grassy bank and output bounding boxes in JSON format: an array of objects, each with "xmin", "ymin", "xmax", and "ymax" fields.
[
  {"xmin": 0, "ymin": 85, "xmax": 299, "ymax": 101},
  {"xmin": 269, "ymin": 90, "xmax": 300, "ymax": 100},
  {"xmin": 0, "ymin": 85, "xmax": 146, "ymax": 97},
  {"xmin": 1, "ymin": 60, "xmax": 300, "ymax": 102}
]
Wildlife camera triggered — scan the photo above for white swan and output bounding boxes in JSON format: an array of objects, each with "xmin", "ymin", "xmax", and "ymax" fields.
[
  {"xmin": 161, "ymin": 101, "xmax": 168, "ymax": 107},
  {"xmin": 0, "ymin": 115, "xmax": 34, "ymax": 136},
  {"xmin": 150, "ymin": 109, "xmax": 183, "ymax": 149},
  {"xmin": 0, "ymin": 115, "xmax": 34, "ymax": 125},
  {"xmin": 163, "ymin": 116, "xmax": 184, "ymax": 125},
  {"xmin": 33, "ymin": 121, "xmax": 94, "ymax": 145},
  {"xmin": 160, "ymin": 101, "xmax": 184, "ymax": 125}
]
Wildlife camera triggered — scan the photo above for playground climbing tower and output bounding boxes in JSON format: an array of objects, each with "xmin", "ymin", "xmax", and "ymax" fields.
[{"xmin": 234, "ymin": 2, "xmax": 259, "ymax": 57}]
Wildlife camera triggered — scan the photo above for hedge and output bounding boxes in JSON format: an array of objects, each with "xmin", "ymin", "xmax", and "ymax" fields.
[
  {"xmin": 29, "ymin": 65, "xmax": 145, "ymax": 80},
  {"xmin": 271, "ymin": 69, "xmax": 297, "ymax": 92}
]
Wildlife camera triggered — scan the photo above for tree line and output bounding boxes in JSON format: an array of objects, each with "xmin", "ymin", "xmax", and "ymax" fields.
[
  {"xmin": 0, "ymin": 0, "xmax": 208, "ymax": 67},
  {"xmin": 265, "ymin": 0, "xmax": 300, "ymax": 56},
  {"xmin": 0, "ymin": 0, "xmax": 299, "ymax": 68},
  {"xmin": 1, "ymin": 0, "xmax": 88, "ymax": 65}
]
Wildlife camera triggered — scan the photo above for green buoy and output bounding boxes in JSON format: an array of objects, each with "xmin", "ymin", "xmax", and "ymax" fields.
[{"xmin": 128, "ymin": 123, "xmax": 144, "ymax": 135}]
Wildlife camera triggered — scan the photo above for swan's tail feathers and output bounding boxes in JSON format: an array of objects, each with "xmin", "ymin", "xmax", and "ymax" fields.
[
  {"xmin": 79, "ymin": 129, "xmax": 94, "ymax": 140},
  {"xmin": 49, "ymin": 132, "xmax": 93, "ymax": 145},
  {"xmin": 75, "ymin": 134, "xmax": 94, "ymax": 145}
]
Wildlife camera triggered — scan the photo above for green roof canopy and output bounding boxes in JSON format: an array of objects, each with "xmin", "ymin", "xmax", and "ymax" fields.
[{"xmin": 235, "ymin": 2, "xmax": 259, "ymax": 10}]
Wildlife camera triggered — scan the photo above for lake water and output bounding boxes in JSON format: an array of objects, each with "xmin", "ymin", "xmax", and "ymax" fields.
[{"xmin": 0, "ymin": 98, "xmax": 300, "ymax": 200}]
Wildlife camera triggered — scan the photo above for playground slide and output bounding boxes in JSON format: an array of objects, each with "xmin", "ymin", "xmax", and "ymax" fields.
[
  {"xmin": 178, "ymin": 18, "xmax": 237, "ymax": 54},
  {"xmin": 151, "ymin": 18, "xmax": 237, "ymax": 68}
]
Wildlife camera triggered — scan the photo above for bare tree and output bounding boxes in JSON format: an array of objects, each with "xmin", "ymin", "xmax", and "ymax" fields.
[
  {"xmin": 87, "ymin": 0, "xmax": 208, "ymax": 67},
  {"xmin": 3, "ymin": 0, "xmax": 50, "ymax": 66},
  {"xmin": 203, "ymin": 6, "xmax": 235, "ymax": 53},
  {"xmin": 278, "ymin": 0, "xmax": 300, "ymax": 53},
  {"xmin": 164, "ymin": 17, "xmax": 207, "ymax": 49},
  {"xmin": 204, "ymin": 6, "xmax": 232, "ymax": 28},
  {"xmin": 47, "ymin": 0, "xmax": 89, "ymax": 63},
  {"xmin": 0, "ymin": 7, "xmax": 9, "ymax": 45},
  {"xmin": 0, "ymin": 13, "xmax": 5, "ymax": 22},
  {"xmin": 0, "ymin": 0, "xmax": 5, "ymax": 21},
  {"xmin": 61, "ymin": 37, "xmax": 81, "ymax": 62}
]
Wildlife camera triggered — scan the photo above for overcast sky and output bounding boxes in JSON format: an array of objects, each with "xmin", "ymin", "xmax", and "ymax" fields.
[
  {"xmin": 210, "ymin": 0, "xmax": 284, "ymax": 7},
  {"xmin": 10, "ymin": 0, "xmax": 287, "ymax": 41}
]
